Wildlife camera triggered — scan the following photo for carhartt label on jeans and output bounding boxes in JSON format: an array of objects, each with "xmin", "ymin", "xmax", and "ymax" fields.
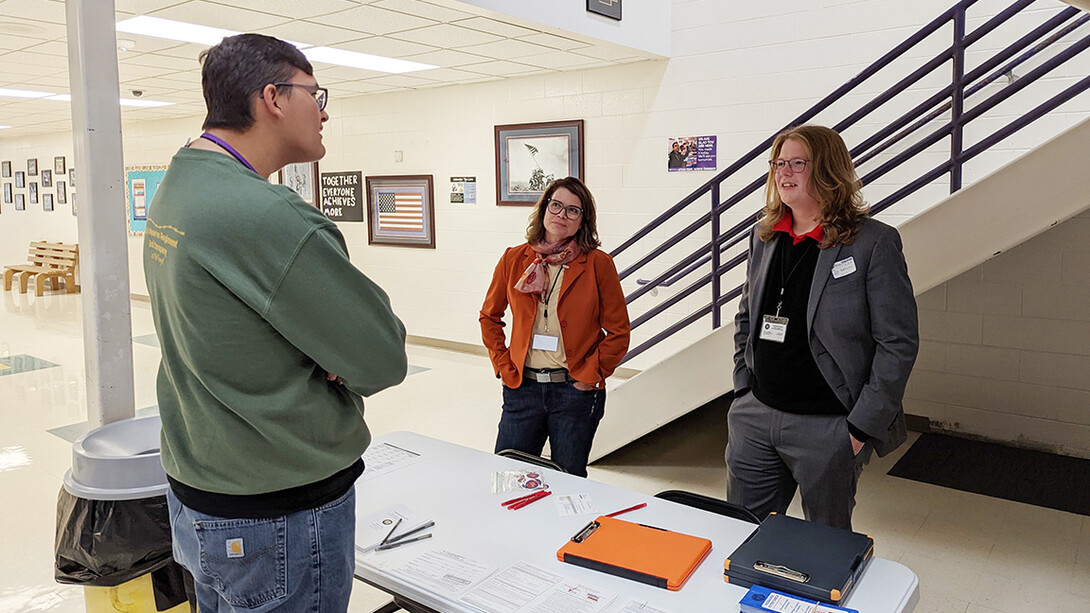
[{"xmin": 226, "ymin": 538, "xmax": 244, "ymax": 558}]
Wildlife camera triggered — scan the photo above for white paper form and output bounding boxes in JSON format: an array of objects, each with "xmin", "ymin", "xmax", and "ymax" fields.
[
  {"xmin": 361, "ymin": 442, "xmax": 422, "ymax": 480},
  {"xmin": 553, "ymin": 494, "xmax": 597, "ymax": 516},
  {"xmin": 618, "ymin": 599, "xmax": 674, "ymax": 613},
  {"xmin": 393, "ymin": 550, "xmax": 495, "ymax": 598},
  {"xmin": 461, "ymin": 562, "xmax": 616, "ymax": 613}
]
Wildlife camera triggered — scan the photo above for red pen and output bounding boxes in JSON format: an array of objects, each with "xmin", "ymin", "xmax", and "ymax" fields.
[
  {"xmin": 605, "ymin": 502, "xmax": 647, "ymax": 518},
  {"xmin": 509, "ymin": 490, "xmax": 551, "ymax": 510},
  {"xmin": 502, "ymin": 490, "xmax": 547, "ymax": 507}
]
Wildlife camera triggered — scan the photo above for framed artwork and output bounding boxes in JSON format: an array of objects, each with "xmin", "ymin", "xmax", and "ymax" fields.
[
  {"xmin": 41, "ymin": 169, "xmax": 52, "ymax": 187},
  {"xmin": 494, "ymin": 120, "xmax": 584, "ymax": 206},
  {"xmin": 3, "ymin": 182, "xmax": 10, "ymax": 204},
  {"xmin": 55, "ymin": 156, "xmax": 66, "ymax": 175},
  {"xmin": 27, "ymin": 158, "xmax": 37, "ymax": 176},
  {"xmin": 279, "ymin": 162, "xmax": 319, "ymax": 207},
  {"xmin": 29, "ymin": 182, "xmax": 38, "ymax": 204},
  {"xmin": 587, "ymin": 0, "xmax": 622, "ymax": 20},
  {"xmin": 43, "ymin": 193, "xmax": 54, "ymax": 212},
  {"xmin": 57, "ymin": 181, "xmax": 67, "ymax": 204},
  {"xmin": 69, "ymin": 168, "xmax": 75, "ymax": 188},
  {"xmin": 15, "ymin": 171, "xmax": 24, "ymax": 188},
  {"xmin": 15, "ymin": 193, "xmax": 24, "ymax": 210},
  {"xmin": 365, "ymin": 175, "xmax": 435, "ymax": 249},
  {"xmin": 1, "ymin": 161, "xmax": 10, "ymax": 178}
]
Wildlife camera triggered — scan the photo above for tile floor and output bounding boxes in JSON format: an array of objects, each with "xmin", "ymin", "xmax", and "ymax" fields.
[{"xmin": 1, "ymin": 290, "xmax": 1087, "ymax": 612}]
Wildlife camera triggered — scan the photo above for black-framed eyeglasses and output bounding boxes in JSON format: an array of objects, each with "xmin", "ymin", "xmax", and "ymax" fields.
[
  {"xmin": 547, "ymin": 199, "xmax": 583, "ymax": 220},
  {"xmin": 272, "ymin": 82, "xmax": 329, "ymax": 111},
  {"xmin": 769, "ymin": 158, "xmax": 810, "ymax": 173}
]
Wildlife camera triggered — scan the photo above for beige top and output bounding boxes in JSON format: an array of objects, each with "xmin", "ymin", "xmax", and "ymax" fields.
[{"xmin": 525, "ymin": 264, "xmax": 569, "ymax": 370}]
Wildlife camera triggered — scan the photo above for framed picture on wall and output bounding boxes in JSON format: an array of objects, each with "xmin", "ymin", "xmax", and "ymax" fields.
[
  {"xmin": 69, "ymin": 168, "xmax": 75, "ymax": 188},
  {"xmin": 3, "ymin": 182, "xmax": 10, "ymax": 204},
  {"xmin": 41, "ymin": 169, "xmax": 52, "ymax": 187},
  {"xmin": 587, "ymin": 0, "xmax": 622, "ymax": 20},
  {"xmin": 29, "ymin": 182, "xmax": 38, "ymax": 204},
  {"xmin": 15, "ymin": 193, "xmax": 24, "ymax": 211},
  {"xmin": 55, "ymin": 156, "xmax": 66, "ymax": 175},
  {"xmin": 57, "ymin": 181, "xmax": 67, "ymax": 204},
  {"xmin": 43, "ymin": 193, "xmax": 54, "ymax": 212},
  {"xmin": 365, "ymin": 175, "xmax": 436, "ymax": 249},
  {"xmin": 278, "ymin": 162, "xmax": 319, "ymax": 207},
  {"xmin": 15, "ymin": 171, "xmax": 24, "ymax": 188},
  {"xmin": 27, "ymin": 158, "xmax": 37, "ymax": 176},
  {"xmin": 1, "ymin": 161, "xmax": 10, "ymax": 178},
  {"xmin": 494, "ymin": 120, "xmax": 584, "ymax": 206}
]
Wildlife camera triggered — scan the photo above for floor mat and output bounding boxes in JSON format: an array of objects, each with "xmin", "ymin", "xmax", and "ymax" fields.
[{"xmin": 888, "ymin": 432, "xmax": 1090, "ymax": 516}]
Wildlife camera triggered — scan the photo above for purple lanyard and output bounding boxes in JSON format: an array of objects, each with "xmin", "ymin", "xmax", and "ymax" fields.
[{"xmin": 200, "ymin": 132, "xmax": 258, "ymax": 175}]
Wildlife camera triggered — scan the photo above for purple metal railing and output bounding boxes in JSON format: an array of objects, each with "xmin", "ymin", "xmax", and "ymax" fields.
[{"xmin": 612, "ymin": 0, "xmax": 1090, "ymax": 364}]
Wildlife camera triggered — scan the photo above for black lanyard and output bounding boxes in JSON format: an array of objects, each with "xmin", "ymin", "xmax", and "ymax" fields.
[
  {"xmin": 775, "ymin": 237, "xmax": 815, "ymax": 317},
  {"xmin": 542, "ymin": 266, "xmax": 563, "ymax": 333}
]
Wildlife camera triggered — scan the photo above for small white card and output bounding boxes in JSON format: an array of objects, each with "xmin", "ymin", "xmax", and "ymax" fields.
[
  {"xmin": 831, "ymin": 256, "xmax": 856, "ymax": 279},
  {"xmin": 760, "ymin": 315, "xmax": 788, "ymax": 343},
  {"xmin": 532, "ymin": 334, "xmax": 559, "ymax": 351},
  {"xmin": 554, "ymin": 494, "xmax": 597, "ymax": 516}
]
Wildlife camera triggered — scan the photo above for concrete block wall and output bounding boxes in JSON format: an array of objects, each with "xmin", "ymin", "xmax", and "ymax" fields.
[{"xmin": 906, "ymin": 209, "xmax": 1090, "ymax": 458}]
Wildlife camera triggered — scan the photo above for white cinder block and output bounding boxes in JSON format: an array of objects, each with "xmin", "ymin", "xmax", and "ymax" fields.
[
  {"xmin": 919, "ymin": 310, "xmax": 983, "ymax": 345},
  {"xmin": 983, "ymin": 315, "xmax": 1090, "ymax": 357}
]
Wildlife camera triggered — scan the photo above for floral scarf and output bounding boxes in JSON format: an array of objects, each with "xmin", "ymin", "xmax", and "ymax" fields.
[{"xmin": 514, "ymin": 239, "xmax": 583, "ymax": 299}]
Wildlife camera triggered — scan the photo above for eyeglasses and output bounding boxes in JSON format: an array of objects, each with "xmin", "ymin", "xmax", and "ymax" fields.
[
  {"xmin": 547, "ymin": 199, "xmax": 583, "ymax": 220},
  {"xmin": 769, "ymin": 158, "xmax": 810, "ymax": 173},
  {"xmin": 272, "ymin": 82, "xmax": 329, "ymax": 111}
]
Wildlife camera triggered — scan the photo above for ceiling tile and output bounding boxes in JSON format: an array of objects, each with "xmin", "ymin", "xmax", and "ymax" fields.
[
  {"xmin": 460, "ymin": 38, "xmax": 554, "ymax": 60},
  {"xmin": 310, "ymin": 5, "xmax": 438, "ymax": 36},
  {"xmin": 334, "ymin": 36, "xmax": 439, "ymax": 57},
  {"xmin": 456, "ymin": 60, "xmax": 543, "ymax": 77},
  {"xmin": 515, "ymin": 32, "xmax": 591, "ymax": 51},
  {"xmin": 0, "ymin": 32, "xmax": 39, "ymax": 52},
  {"xmin": 121, "ymin": 52, "xmax": 199, "ymax": 71},
  {"xmin": 451, "ymin": 16, "xmax": 537, "ymax": 38},
  {"xmin": 203, "ymin": 0, "xmax": 358, "ymax": 20},
  {"xmin": 148, "ymin": 1, "xmax": 291, "ymax": 32},
  {"xmin": 389, "ymin": 23, "xmax": 502, "ymax": 48},
  {"xmin": 370, "ymin": 0, "xmax": 475, "ymax": 23},
  {"xmin": 0, "ymin": 0, "xmax": 66, "ymax": 25},
  {"xmin": 113, "ymin": 0, "xmax": 190, "ymax": 15},
  {"xmin": 402, "ymin": 48, "xmax": 489, "ymax": 68},
  {"xmin": 21, "ymin": 40, "xmax": 68, "ymax": 57},
  {"xmin": 516, "ymin": 51, "xmax": 607, "ymax": 71},
  {"xmin": 572, "ymin": 43, "xmax": 643, "ymax": 62},
  {"xmin": 258, "ymin": 19, "xmax": 365, "ymax": 46}
]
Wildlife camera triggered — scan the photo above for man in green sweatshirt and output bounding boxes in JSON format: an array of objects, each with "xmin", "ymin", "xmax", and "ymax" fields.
[{"xmin": 143, "ymin": 34, "xmax": 407, "ymax": 612}]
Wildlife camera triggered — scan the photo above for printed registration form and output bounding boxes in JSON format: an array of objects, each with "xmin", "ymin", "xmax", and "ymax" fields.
[{"xmin": 461, "ymin": 561, "xmax": 616, "ymax": 613}]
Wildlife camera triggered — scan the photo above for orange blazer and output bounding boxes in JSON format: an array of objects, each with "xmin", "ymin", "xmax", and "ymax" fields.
[{"xmin": 480, "ymin": 244, "xmax": 631, "ymax": 389}]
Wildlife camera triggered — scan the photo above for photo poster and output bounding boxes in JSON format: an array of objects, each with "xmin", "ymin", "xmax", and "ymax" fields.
[
  {"xmin": 320, "ymin": 171, "xmax": 364, "ymax": 222},
  {"xmin": 667, "ymin": 135, "xmax": 717, "ymax": 172},
  {"xmin": 450, "ymin": 176, "xmax": 477, "ymax": 204},
  {"xmin": 125, "ymin": 165, "xmax": 168, "ymax": 235},
  {"xmin": 505, "ymin": 132, "xmax": 573, "ymax": 196}
]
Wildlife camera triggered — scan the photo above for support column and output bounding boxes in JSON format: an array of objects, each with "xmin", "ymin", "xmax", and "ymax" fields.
[{"xmin": 66, "ymin": 0, "xmax": 135, "ymax": 427}]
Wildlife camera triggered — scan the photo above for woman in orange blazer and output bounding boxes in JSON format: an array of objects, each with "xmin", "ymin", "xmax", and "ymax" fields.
[{"xmin": 480, "ymin": 177, "xmax": 630, "ymax": 476}]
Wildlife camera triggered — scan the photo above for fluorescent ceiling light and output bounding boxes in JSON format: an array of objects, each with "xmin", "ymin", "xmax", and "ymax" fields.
[
  {"xmin": 0, "ymin": 125, "xmax": 11, "ymax": 130},
  {"xmin": 116, "ymin": 16, "xmax": 238, "ymax": 46},
  {"xmin": 303, "ymin": 46, "xmax": 436, "ymax": 74},
  {"xmin": 45, "ymin": 94, "xmax": 71, "ymax": 102},
  {"xmin": 120, "ymin": 98, "xmax": 174, "ymax": 108},
  {"xmin": 0, "ymin": 88, "xmax": 54, "ymax": 99}
]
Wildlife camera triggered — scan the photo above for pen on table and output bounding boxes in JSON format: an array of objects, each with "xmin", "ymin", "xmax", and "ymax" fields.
[
  {"xmin": 509, "ymin": 490, "xmax": 551, "ymax": 510},
  {"xmin": 502, "ymin": 490, "xmax": 547, "ymax": 507},
  {"xmin": 387, "ymin": 520, "xmax": 435, "ymax": 544},
  {"xmin": 380, "ymin": 517, "xmax": 403, "ymax": 545},
  {"xmin": 605, "ymin": 502, "xmax": 647, "ymax": 518},
  {"xmin": 376, "ymin": 533, "xmax": 433, "ymax": 551}
]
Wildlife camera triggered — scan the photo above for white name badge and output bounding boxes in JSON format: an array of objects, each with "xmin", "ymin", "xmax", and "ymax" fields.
[
  {"xmin": 532, "ymin": 334, "xmax": 559, "ymax": 351},
  {"xmin": 760, "ymin": 315, "xmax": 788, "ymax": 343},
  {"xmin": 832, "ymin": 256, "xmax": 857, "ymax": 279}
]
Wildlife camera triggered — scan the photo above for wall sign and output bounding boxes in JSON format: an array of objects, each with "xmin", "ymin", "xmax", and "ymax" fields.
[
  {"xmin": 320, "ymin": 171, "xmax": 364, "ymax": 222},
  {"xmin": 587, "ymin": 0, "xmax": 621, "ymax": 20},
  {"xmin": 450, "ymin": 176, "xmax": 477, "ymax": 204}
]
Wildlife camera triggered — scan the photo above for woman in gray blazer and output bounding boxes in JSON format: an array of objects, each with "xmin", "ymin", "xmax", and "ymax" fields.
[{"xmin": 726, "ymin": 125, "xmax": 919, "ymax": 530}]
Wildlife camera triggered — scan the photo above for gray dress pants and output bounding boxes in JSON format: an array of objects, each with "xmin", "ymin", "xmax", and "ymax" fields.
[{"xmin": 725, "ymin": 390, "xmax": 871, "ymax": 530}]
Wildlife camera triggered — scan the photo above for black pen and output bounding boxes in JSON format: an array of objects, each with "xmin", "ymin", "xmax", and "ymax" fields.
[
  {"xmin": 376, "ymin": 533, "xmax": 433, "ymax": 551},
  {"xmin": 388, "ymin": 520, "xmax": 435, "ymax": 544}
]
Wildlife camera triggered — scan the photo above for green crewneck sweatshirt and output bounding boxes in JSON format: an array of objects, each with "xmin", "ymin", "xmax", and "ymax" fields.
[{"xmin": 144, "ymin": 147, "xmax": 407, "ymax": 495}]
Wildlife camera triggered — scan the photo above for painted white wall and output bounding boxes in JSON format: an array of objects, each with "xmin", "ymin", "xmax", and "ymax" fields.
[
  {"xmin": 907, "ymin": 209, "xmax": 1090, "ymax": 459},
  {"xmin": 449, "ymin": 0, "xmax": 671, "ymax": 57}
]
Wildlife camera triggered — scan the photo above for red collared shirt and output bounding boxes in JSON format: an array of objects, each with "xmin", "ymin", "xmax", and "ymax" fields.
[{"xmin": 772, "ymin": 212, "xmax": 824, "ymax": 245}]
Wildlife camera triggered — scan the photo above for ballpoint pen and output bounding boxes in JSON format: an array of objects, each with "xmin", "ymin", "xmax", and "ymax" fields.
[
  {"xmin": 509, "ymin": 490, "xmax": 551, "ymax": 510},
  {"xmin": 375, "ymin": 533, "xmax": 433, "ymax": 551},
  {"xmin": 502, "ymin": 490, "xmax": 548, "ymax": 506},
  {"xmin": 387, "ymin": 520, "xmax": 435, "ymax": 544},
  {"xmin": 380, "ymin": 517, "xmax": 403, "ymax": 546},
  {"xmin": 605, "ymin": 502, "xmax": 647, "ymax": 518}
]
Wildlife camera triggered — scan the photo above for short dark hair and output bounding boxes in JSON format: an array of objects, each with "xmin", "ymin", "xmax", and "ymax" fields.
[
  {"xmin": 199, "ymin": 34, "xmax": 313, "ymax": 131},
  {"xmin": 525, "ymin": 177, "xmax": 601, "ymax": 253}
]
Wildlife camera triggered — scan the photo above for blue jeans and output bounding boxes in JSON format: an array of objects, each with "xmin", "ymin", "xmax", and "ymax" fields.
[
  {"xmin": 167, "ymin": 486, "xmax": 356, "ymax": 613},
  {"xmin": 495, "ymin": 378, "xmax": 605, "ymax": 477}
]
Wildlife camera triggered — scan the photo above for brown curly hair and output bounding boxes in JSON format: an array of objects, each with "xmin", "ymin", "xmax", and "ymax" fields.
[
  {"xmin": 525, "ymin": 176, "xmax": 601, "ymax": 252},
  {"xmin": 757, "ymin": 125, "xmax": 867, "ymax": 247}
]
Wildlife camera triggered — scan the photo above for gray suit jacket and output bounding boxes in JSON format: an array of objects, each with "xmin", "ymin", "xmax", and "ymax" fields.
[{"xmin": 732, "ymin": 217, "xmax": 919, "ymax": 457}]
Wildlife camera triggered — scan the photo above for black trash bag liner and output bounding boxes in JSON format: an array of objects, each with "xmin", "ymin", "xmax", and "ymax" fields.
[{"xmin": 54, "ymin": 488, "xmax": 176, "ymax": 587}]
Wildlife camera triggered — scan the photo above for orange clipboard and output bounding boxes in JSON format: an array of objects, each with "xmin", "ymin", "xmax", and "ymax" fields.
[{"xmin": 556, "ymin": 515, "xmax": 712, "ymax": 591}]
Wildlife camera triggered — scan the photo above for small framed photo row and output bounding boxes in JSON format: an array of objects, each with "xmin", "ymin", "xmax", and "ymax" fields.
[
  {"xmin": 41, "ymin": 169, "xmax": 52, "ymax": 187},
  {"xmin": 15, "ymin": 171, "xmax": 24, "ymax": 188},
  {"xmin": 3, "ymin": 182, "xmax": 10, "ymax": 204},
  {"xmin": 29, "ymin": 182, "xmax": 38, "ymax": 204},
  {"xmin": 15, "ymin": 193, "xmax": 25, "ymax": 210},
  {"xmin": 57, "ymin": 181, "xmax": 67, "ymax": 204},
  {"xmin": 43, "ymin": 193, "xmax": 54, "ymax": 212},
  {"xmin": 69, "ymin": 168, "xmax": 76, "ymax": 188},
  {"xmin": 55, "ymin": 156, "xmax": 66, "ymax": 175},
  {"xmin": 27, "ymin": 158, "xmax": 37, "ymax": 176},
  {"xmin": 1, "ymin": 161, "xmax": 10, "ymax": 178}
]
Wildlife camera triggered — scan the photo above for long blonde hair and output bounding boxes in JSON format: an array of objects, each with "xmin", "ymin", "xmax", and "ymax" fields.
[{"xmin": 757, "ymin": 125, "xmax": 867, "ymax": 247}]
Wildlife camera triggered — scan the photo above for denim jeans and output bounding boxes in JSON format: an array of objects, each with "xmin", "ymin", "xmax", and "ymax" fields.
[
  {"xmin": 495, "ymin": 378, "xmax": 605, "ymax": 477},
  {"xmin": 167, "ymin": 486, "xmax": 356, "ymax": 613}
]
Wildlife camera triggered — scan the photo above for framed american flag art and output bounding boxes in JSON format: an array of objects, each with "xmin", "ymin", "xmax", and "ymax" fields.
[{"xmin": 365, "ymin": 174, "xmax": 436, "ymax": 249}]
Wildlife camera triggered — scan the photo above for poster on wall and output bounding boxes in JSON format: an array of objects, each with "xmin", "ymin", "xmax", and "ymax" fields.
[
  {"xmin": 279, "ymin": 161, "xmax": 319, "ymax": 207},
  {"xmin": 495, "ymin": 120, "xmax": 584, "ymax": 206},
  {"xmin": 450, "ymin": 176, "xmax": 476, "ymax": 204},
  {"xmin": 125, "ymin": 165, "xmax": 168, "ymax": 236},
  {"xmin": 319, "ymin": 171, "xmax": 364, "ymax": 222},
  {"xmin": 667, "ymin": 136, "xmax": 717, "ymax": 172},
  {"xmin": 366, "ymin": 175, "xmax": 435, "ymax": 248}
]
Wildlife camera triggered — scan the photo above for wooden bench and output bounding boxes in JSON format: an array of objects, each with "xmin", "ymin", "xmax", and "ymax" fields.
[{"xmin": 3, "ymin": 241, "xmax": 80, "ymax": 296}]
